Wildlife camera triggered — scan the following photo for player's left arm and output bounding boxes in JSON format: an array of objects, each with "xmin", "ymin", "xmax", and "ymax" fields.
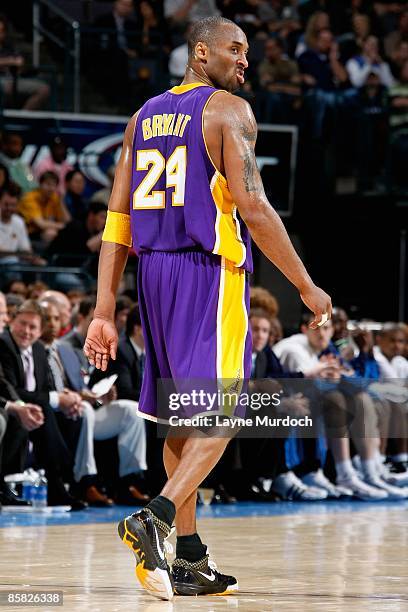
[
  {"xmin": 84, "ymin": 111, "xmax": 139, "ymax": 370},
  {"xmin": 219, "ymin": 94, "xmax": 332, "ymax": 327}
]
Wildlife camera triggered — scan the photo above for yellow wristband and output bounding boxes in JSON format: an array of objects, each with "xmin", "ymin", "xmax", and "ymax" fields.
[{"xmin": 102, "ymin": 210, "xmax": 132, "ymax": 247}]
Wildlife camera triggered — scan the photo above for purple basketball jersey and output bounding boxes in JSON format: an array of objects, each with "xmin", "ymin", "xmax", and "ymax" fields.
[{"xmin": 130, "ymin": 83, "xmax": 252, "ymax": 272}]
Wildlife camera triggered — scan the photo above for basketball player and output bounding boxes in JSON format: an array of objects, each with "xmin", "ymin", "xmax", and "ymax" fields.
[{"xmin": 84, "ymin": 16, "xmax": 332, "ymax": 601}]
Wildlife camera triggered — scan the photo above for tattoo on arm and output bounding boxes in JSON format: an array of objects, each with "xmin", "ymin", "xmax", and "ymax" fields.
[
  {"xmin": 242, "ymin": 150, "xmax": 259, "ymax": 193},
  {"xmin": 240, "ymin": 123, "xmax": 260, "ymax": 193}
]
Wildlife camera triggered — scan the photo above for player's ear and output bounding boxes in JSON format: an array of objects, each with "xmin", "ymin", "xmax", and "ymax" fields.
[{"xmin": 195, "ymin": 42, "xmax": 208, "ymax": 63}]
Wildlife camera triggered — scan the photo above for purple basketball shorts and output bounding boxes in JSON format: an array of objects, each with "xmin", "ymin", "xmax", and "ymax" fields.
[{"xmin": 136, "ymin": 250, "xmax": 252, "ymax": 422}]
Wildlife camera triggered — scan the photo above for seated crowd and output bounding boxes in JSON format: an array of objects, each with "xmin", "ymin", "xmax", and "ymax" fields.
[
  {"xmin": 0, "ymin": 139, "xmax": 108, "ymax": 285},
  {"xmin": 0, "ymin": 280, "xmax": 407, "ymax": 511},
  {"xmin": 2, "ymin": 2, "xmax": 408, "ymax": 192}
]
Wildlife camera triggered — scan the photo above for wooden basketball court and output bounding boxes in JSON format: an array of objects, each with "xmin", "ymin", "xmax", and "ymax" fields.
[{"xmin": 1, "ymin": 502, "xmax": 407, "ymax": 611}]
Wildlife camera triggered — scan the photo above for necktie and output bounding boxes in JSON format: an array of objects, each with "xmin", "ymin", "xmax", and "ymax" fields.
[
  {"xmin": 251, "ymin": 353, "xmax": 257, "ymax": 379},
  {"xmin": 139, "ymin": 352, "xmax": 146, "ymax": 379},
  {"xmin": 22, "ymin": 351, "xmax": 36, "ymax": 392},
  {"xmin": 47, "ymin": 346, "xmax": 65, "ymax": 392}
]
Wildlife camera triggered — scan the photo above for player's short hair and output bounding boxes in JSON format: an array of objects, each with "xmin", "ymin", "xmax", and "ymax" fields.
[{"xmin": 187, "ymin": 16, "xmax": 238, "ymax": 57}]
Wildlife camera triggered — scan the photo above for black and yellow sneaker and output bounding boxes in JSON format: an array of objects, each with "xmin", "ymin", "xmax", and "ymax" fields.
[
  {"xmin": 118, "ymin": 508, "xmax": 174, "ymax": 600},
  {"xmin": 172, "ymin": 554, "xmax": 238, "ymax": 596}
]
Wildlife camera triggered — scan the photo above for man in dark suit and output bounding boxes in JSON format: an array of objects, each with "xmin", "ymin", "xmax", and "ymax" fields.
[
  {"xmin": 41, "ymin": 299, "xmax": 149, "ymax": 506},
  {"xmin": 0, "ymin": 361, "xmax": 45, "ymax": 506},
  {"xmin": 111, "ymin": 303, "xmax": 144, "ymax": 402},
  {"xmin": 0, "ymin": 300, "xmax": 87, "ymax": 508}
]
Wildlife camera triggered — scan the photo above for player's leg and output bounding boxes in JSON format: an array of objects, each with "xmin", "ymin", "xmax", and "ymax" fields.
[{"xmin": 162, "ymin": 434, "xmax": 198, "ymax": 536}]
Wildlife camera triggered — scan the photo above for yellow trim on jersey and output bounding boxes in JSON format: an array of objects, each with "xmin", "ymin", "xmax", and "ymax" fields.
[
  {"xmin": 201, "ymin": 90, "xmax": 228, "ymax": 179},
  {"xmin": 211, "ymin": 172, "xmax": 246, "ymax": 267},
  {"xmin": 102, "ymin": 210, "xmax": 132, "ymax": 247},
  {"xmin": 169, "ymin": 82, "xmax": 208, "ymax": 94},
  {"xmin": 216, "ymin": 257, "xmax": 248, "ymax": 415}
]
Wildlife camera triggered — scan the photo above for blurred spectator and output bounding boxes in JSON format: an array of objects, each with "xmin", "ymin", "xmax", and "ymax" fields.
[
  {"xmin": 47, "ymin": 201, "xmax": 107, "ymax": 266},
  {"xmin": 66, "ymin": 289, "xmax": 87, "ymax": 310},
  {"xmin": 0, "ymin": 132, "xmax": 36, "ymax": 194},
  {"xmin": 26, "ymin": 281, "xmax": 48, "ymax": 300},
  {"xmin": 0, "ymin": 14, "xmax": 50, "ymax": 110},
  {"xmin": 18, "ymin": 171, "xmax": 71, "ymax": 245},
  {"xmin": 346, "ymin": 35, "xmax": 395, "ymax": 88},
  {"xmin": 102, "ymin": 304, "xmax": 145, "ymax": 402},
  {"xmin": 389, "ymin": 39, "xmax": 408, "ymax": 78},
  {"xmin": 0, "ymin": 182, "xmax": 45, "ymax": 266},
  {"xmin": 0, "ymin": 291, "xmax": 8, "ymax": 332},
  {"xmin": 5, "ymin": 279, "xmax": 27, "ymax": 298},
  {"xmin": 258, "ymin": 37, "xmax": 300, "ymax": 89},
  {"xmin": 250, "ymin": 286, "xmax": 279, "ymax": 319},
  {"xmin": 168, "ymin": 24, "xmax": 190, "ymax": 79},
  {"xmin": 299, "ymin": 29, "xmax": 349, "ymax": 91},
  {"xmin": 64, "ymin": 170, "xmax": 88, "ymax": 220},
  {"xmin": 115, "ymin": 295, "xmax": 134, "ymax": 337},
  {"xmin": 355, "ymin": 71, "xmax": 388, "ymax": 191},
  {"xmin": 384, "ymin": 9, "xmax": 408, "ymax": 58},
  {"xmin": 135, "ymin": 0, "xmax": 165, "ymax": 57},
  {"xmin": 338, "ymin": 12, "xmax": 372, "ymax": 63},
  {"xmin": 90, "ymin": 164, "xmax": 115, "ymax": 207},
  {"xmin": 388, "ymin": 58, "xmax": 408, "ymax": 192},
  {"xmin": 0, "ymin": 163, "xmax": 9, "ymax": 191},
  {"xmin": 5, "ymin": 293, "xmax": 23, "ymax": 321},
  {"xmin": 295, "ymin": 11, "xmax": 331, "ymax": 58},
  {"xmin": 92, "ymin": 0, "xmax": 138, "ymax": 104},
  {"xmin": 63, "ymin": 297, "xmax": 96, "ymax": 369},
  {"xmin": 165, "ymin": 0, "xmax": 220, "ymax": 26},
  {"xmin": 33, "ymin": 137, "xmax": 73, "ymax": 197},
  {"xmin": 258, "ymin": 37, "xmax": 301, "ymax": 122},
  {"xmin": 374, "ymin": 323, "xmax": 408, "ymax": 378},
  {"xmin": 41, "ymin": 290, "xmax": 73, "ymax": 337},
  {"xmin": 270, "ymin": 317, "xmax": 284, "ymax": 346}
]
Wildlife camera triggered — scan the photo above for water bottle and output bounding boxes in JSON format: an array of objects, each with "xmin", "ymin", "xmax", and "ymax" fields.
[
  {"xmin": 35, "ymin": 470, "xmax": 48, "ymax": 509},
  {"xmin": 22, "ymin": 470, "xmax": 33, "ymax": 502}
]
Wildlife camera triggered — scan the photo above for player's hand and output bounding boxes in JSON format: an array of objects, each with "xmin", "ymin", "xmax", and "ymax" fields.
[
  {"xmin": 299, "ymin": 283, "xmax": 332, "ymax": 329},
  {"xmin": 84, "ymin": 318, "xmax": 118, "ymax": 371}
]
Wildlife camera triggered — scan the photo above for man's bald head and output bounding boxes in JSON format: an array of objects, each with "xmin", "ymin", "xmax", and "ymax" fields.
[{"xmin": 41, "ymin": 290, "xmax": 72, "ymax": 328}]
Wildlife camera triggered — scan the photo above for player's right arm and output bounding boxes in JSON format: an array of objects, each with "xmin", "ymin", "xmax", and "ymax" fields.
[
  {"xmin": 84, "ymin": 112, "xmax": 138, "ymax": 370},
  {"xmin": 217, "ymin": 94, "xmax": 331, "ymax": 327}
]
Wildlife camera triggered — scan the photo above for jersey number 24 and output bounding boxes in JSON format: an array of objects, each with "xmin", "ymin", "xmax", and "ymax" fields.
[{"xmin": 133, "ymin": 146, "xmax": 186, "ymax": 209}]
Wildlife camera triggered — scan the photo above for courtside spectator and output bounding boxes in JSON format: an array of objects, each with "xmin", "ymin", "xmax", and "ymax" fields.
[
  {"xmin": 0, "ymin": 300, "xmax": 86, "ymax": 509},
  {"xmin": 41, "ymin": 290, "xmax": 73, "ymax": 337},
  {"xmin": 63, "ymin": 297, "xmax": 96, "ymax": 369}
]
